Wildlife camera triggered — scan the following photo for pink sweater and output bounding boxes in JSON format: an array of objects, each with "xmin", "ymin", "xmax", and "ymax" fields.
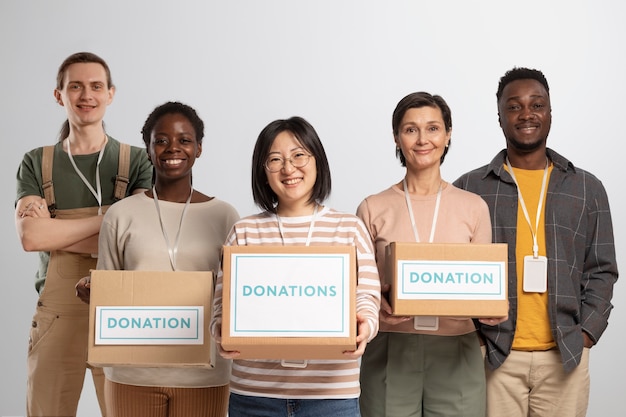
[{"xmin": 357, "ymin": 182, "xmax": 492, "ymax": 335}]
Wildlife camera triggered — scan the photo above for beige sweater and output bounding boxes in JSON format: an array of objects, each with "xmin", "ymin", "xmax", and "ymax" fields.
[{"xmin": 97, "ymin": 192, "xmax": 239, "ymax": 387}]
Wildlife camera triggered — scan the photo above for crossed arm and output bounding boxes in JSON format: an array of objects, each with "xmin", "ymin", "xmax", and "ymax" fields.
[{"xmin": 15, "ymin": 195, "xmax": 102, "ymax": 254}]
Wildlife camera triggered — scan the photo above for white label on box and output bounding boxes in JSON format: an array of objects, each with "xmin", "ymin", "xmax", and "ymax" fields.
[
  {"xmin": 397, "ymin": 260, "xmax": 506, "ymax": 300},
  {"xmin": 95, "ymin": 306, "xmax": 204, "ymax": 345},
  {"xmin": 229, "ymin": 253, "xmax": 351, "ymax": 337}
]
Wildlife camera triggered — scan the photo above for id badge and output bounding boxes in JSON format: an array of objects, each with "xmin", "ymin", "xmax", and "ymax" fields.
[
  {"xmin": 523, "ymin": 255, "xmax": 548, "ymax": 293},
  {"xmin": 414, "ymin": 316, "xmax": 439, "ymax": 331}
]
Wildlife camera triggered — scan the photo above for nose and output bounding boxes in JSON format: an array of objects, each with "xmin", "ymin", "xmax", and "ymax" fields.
[
  {"xmin": 281, "ymin": 158, "xmax": 296, "ymax": 173},
  {"xmin": 519, "ymin": 106, "xmax": 536, "ymax": 120},
  {"xmin": 79, "ymin": 88, "xmax": 91, "ymax": 100},
  {"xmin": 166, "ymin": 138, "xmax": 181, "ymax": 152},
  {"xmin": 414, "ymin": 131, "xmax": 426, "ymax": 145}
]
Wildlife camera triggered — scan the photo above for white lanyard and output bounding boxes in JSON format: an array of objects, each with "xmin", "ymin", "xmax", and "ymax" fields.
[
  {"xmin": 505, "ymin": 157, "xmax": 549, "ymax": 258},
  {"xmin": 275, "ymin": 203, "xmax": 318, "ymax": 367},
  {"xmin": 153, "ymin": 186, "xmax": 193, "ymax": 271},
  {"xmin": 276, "ymin": 204, "xmax": 318, "ymax": 246},
  {"xmin": 403, "ymin": 178, "xmax": 442, "ymax": 243},
  {"xmin": 66, "ymin": 136, "xmax": 107, "ymax": 215}
]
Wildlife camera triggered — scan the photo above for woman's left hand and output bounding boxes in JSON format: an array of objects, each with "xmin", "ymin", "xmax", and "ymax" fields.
[
  {"xmin": 343, "ymin": 313, "xmax": 369, "ymax": 359},
  {"xmin": 75, "ymin": 275, "xmax": 91, "ymax": 304}
]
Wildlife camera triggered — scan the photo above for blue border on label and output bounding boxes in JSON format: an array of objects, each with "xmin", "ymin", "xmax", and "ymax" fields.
[
  {"xmin": 97, "ymin": 307, "xmax": 201, "ymax": 340},
  {"xmin": 232, "ymin": 254, "xmax": 348, "ymax": 334},
  {"xmin": 400, "ymin": 261, "xmax": 504, "ymax": 296}
]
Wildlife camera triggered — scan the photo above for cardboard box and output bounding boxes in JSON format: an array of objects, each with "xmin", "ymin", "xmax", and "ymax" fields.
[
  {"xmin": 221, "ymin": 245, "xmax": 356, "ymax": 360},
  {"xmin": 386, "ymin": 242, "xmax": 508, "ymax": 317},
  {"xmin": 88, "ymin": 270, "xmax": 215, "ymax": 368}
]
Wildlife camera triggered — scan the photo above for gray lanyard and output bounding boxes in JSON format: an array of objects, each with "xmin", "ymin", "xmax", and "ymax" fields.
[{"xmin": 153, "ymin": 186, "xmax": 193, "ymax": 271}]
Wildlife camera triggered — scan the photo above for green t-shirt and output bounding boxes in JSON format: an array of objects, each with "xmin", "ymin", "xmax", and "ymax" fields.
[{"xmin": 15, "ymin": 136, "xmax": 153, "ymax": 293}]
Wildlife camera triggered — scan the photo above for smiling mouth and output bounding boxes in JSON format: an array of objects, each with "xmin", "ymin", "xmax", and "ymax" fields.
[
  {"xmin": 517, "ymin": 124, "xmax": 538, "ymax": 131},
  {"xmin": 282, "ymin": 178, "xmax": 302, "ymax": 185},
  {"xmin": 164, "ymin": 159, "xmax": 184, "ymax": 165}
]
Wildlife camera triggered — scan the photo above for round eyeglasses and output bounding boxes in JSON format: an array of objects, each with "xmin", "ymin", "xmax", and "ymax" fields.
[{"xmin": 264, "ymin": 152, "xmax": 311, "ymax": 173}]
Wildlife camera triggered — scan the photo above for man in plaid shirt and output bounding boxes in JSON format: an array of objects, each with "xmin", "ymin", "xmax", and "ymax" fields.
[{"xmin": 454, "ymin": 67, "xmax": 618, "ymax": 417}]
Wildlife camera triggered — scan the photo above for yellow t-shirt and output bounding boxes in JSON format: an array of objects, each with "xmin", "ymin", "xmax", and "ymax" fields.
[{"xmin": 508, "ymin": 164, "xmax": 557, "ymax": 351}]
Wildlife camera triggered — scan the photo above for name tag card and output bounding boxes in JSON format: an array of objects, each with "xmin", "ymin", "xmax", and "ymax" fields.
[
  {"xmin": 387, "ymin": 243, "xmax": 508, "ymax": 317},
  {"xmin": 221, "ymin": 246, "xmax": 356, "ymax": 360},
  {"xmin": 88, "ymin": 270, "xmax": 215, "ymax": 368}
]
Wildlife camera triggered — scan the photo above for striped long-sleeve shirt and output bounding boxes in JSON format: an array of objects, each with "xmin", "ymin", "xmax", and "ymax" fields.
[{"xmin": 211, "ymin": 206, "xmax": 381, "ymax": 399}]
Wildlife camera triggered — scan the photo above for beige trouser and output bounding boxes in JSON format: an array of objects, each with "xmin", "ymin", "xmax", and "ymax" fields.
[
  {"xmin": 27, "ymin": 207, "xmax": 107, "ymax": 417},
  {"xmin": 486, "ymin": 348, "xmax": 590, "ymax": 417}
]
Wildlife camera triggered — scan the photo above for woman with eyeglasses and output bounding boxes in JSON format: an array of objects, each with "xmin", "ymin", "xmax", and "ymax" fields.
[{"xmin": 211, "ymin": 116, "xmax": 381, "ymax": 417}]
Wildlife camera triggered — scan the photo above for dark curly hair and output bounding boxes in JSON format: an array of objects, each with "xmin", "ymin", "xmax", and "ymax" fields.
[
  {"xmin": 141, "ymin": 101, "xmax": 205, "ymax": 149},
  {"xmin": 496, "ymin": 67, "xmax": 550, "ymax": 102}
]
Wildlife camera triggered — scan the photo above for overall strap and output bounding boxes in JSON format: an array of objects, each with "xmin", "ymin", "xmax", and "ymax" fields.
[
  {"xmin": 41, "ymin": 142, "xmax": 132, "ymax": 217},
  {"xmin": 114, "ymin": 143, "xmax": 131, "ymax": 200},
  {"xmin": 41, "ymin": 145, "xmax": 56, "ymax": 217}
]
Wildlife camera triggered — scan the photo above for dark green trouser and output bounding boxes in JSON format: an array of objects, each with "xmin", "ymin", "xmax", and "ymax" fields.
[{"xmin": 360, "ymin": 332, "xmax": 486, "ymax": 417}]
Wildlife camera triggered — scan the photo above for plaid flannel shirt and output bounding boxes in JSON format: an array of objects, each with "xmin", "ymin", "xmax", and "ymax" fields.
[{"xmin": 454, "ymin": 148, "xmax": 618, "ymax": 372}]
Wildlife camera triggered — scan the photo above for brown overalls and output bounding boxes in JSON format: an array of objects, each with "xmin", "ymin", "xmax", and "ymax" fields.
[{"xmin": 26, "ymin": 144, "xmax": 130, "ymax": 417}]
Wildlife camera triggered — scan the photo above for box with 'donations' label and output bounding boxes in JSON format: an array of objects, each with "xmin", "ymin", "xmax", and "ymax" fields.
[{"xmin": 220, "ymin": 245, "xmax": 357, "ymax": 360}]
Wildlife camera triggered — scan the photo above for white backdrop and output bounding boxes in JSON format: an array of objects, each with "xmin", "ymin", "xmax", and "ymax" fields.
[{"xmin": 1, "ymin": 1, "xmax": 624, "ymax": 416}]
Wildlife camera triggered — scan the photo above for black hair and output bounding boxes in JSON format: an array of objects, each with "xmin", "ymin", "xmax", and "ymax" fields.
[
  {"xmin": 141, "ymin": 101, "xmax": 205, "ymax": 149},
  {"xmin": 251, "ymin": 116, "xmax": 331, "ymax": 213},
  {"xmin": 391, "ymin": 91, "xmax": 452, "ymax": 166},
  {"xmin": 496, "ymin": 67, "xmax": 550, "ymax": 102}
]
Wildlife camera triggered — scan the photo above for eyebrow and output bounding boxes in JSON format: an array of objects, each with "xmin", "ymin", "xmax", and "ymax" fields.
[
  {"xmin": 506, "ymin": 93, "xmax": 546, "ymax": 101},
  {"xmin": 67, "ymin": 80, "xmax": 106, "ymax": 85},
  {"xmin": 401, "ymin": 120, "xmax": 443, "ymax": 126},
  {"xmin": 153, "ymin": 130, "xmax": 195, "ymax": 137},
  {"xmin": 268, "ymin": 146, "xmax": 305, "ymax": 155}
]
